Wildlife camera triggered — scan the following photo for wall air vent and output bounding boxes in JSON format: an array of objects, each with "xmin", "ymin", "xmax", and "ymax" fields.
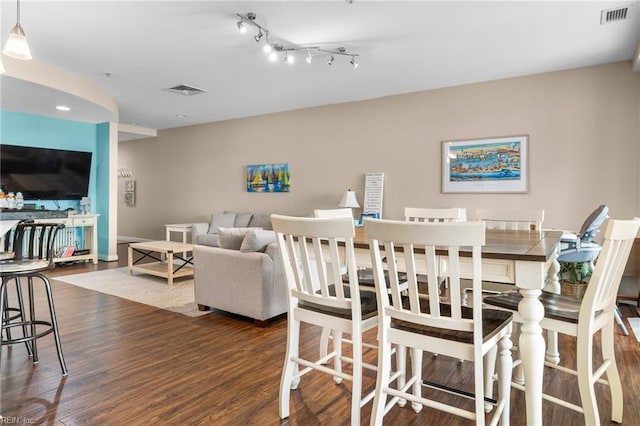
[
  {"xmin": 600, "ymin": 6, "xmax": 630, "ymax": 24},
  {"xmin": 163, "ymin": 84, "xmax": 208, "ymax": 96}
]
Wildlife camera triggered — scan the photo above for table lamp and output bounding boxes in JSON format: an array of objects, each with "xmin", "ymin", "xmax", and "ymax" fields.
[{"xmin": 338, "ymin": 189, "xmax": 360, "ymax": 225}]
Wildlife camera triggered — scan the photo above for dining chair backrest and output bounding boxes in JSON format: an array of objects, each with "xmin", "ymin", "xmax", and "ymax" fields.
[
  {"xmin": 404, "ymin": 207, "xmax": 467, "ymax": 223},
  {"xmin": 365, "ymin": 219, "xmax": 486, "ymax": 342},
  {"xmin": 314, "ymin": 208, "xmax": 353, "ymax": 219},
  {"xmin": 474, "ymin": 208, "xmax": 544, "ymax": 231},
  {"xmin": 271, "ymin": 215, "xmax": 361, "ymax": 316},
  {"xmin": 5, "ymin": 222, "xmax": 63, "ymax": 265},
  {"xmin": 579, "ymin": 217, "xmax": 640, "ymax": 323}
]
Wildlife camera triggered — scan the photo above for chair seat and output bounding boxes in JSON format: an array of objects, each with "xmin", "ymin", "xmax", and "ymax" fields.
[
  {"xmin": 0, "ymin": 259, "xmax": 50, "ymax": 274},
  {"xmin": 484, "ymin": 290, "xmax": 603, "ymax": 324},
  {"xmin": 299, "ymin": 284, "xmax": 378, "ymax": 320},
  {"xmin": 392, "ymin": 297, "xmax": 512, "ymax": 344}
]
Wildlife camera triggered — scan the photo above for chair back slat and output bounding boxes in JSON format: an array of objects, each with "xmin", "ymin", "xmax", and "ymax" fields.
[
  {"xmin": 9, "ymin": 222, "xmax": 64, "ymax": 265},
  {"xmin": 272, "ymin": 215, "xmax": 359, "ymax": 315},
  {"xmin": 581, "ymin": 218, "xmax": 640, "ymax": 318},
  {"xmin": 404, "ymin": 207, "xmax": 467, "ymax": 223},
  {"xmin": 365, "ymin": 219, "xmax": 485, "ymax": 339},
  {"xmin": 475, "ymin": 208, "xmax": 544, "ymax": 231}
]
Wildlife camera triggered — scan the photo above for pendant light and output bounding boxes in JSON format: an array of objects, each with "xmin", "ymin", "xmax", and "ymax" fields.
[{"xmin": 3, "ymin": 0, "xmax": 32, "ymax": 60}]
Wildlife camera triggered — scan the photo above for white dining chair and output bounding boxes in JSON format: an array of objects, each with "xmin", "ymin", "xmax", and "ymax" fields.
[
  {"xmin": 474, "ymin": 208, "xmax": 544, "ymax": 231},
  {"xmin": 365, "ymin": 219, "xmax": 513, "ymax": 425},
  {"xmin": 404, "ymin": 207, "xmax": 467, "ymax": 223},
  {"xmin": 484, "ymin": 217, "xmax": 640, "ymax": 425},
  {"xmin": 272, "ymin": 214, "xmax": 388, "ymax": 425}
]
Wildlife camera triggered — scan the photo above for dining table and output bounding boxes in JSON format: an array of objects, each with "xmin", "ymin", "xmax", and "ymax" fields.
[{"xmin": 352, "ymin": 224, "xmax": 563, "ymax": 425}]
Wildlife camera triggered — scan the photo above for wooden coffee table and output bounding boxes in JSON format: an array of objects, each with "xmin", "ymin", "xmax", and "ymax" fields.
[{"xmin": 128, "ymin": 240, "xmax": 194, "ymax": 286}]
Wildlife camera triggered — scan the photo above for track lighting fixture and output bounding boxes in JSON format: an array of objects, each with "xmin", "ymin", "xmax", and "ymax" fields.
[
  {"xmin": 3, "ymin": 0, "xmax": 32, "ymax": 60},
  {"xmin": 236, "ymin": 12, "xmax": 359, "ymax": 69}
]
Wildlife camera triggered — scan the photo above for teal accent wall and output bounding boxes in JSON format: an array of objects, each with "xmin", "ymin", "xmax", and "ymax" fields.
[
  {"xmin": 1, "ymin": 110, "xmax": 110, "ymax": 259},
  {"xmin": 96, "ymin": 123, "xmax": 111, "ymax": 257}
]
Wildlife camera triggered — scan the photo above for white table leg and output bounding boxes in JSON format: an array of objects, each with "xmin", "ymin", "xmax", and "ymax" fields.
[
  {"xmin": 515, "ymin": 260, "xmax": 546, "ymax": 426},
  {"xmin": 544, "ymin": 256, "xmax": 561, "ymax": 364}
]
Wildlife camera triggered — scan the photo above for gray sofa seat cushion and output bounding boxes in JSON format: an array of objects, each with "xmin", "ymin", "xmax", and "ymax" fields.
[{"xmin": 208, "ymin": 212, "xmax": 236, "ymax": 234}]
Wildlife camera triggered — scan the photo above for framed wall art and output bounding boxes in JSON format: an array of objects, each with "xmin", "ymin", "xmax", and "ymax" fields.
[
  {"xmin": 441, "ymin": 135, "xmax": 528, "ymax": 194},
  {"xmin": 246, "ymin": 163, "xmax": 290, "ymax": 193}
]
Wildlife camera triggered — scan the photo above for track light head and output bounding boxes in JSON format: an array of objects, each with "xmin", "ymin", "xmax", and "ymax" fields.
[
  {"xmin": 350, "ymin": 56, "xmax": 359, "ymax": 69},
  {"xmin": 237, "ymin": 20, "xmax": 246, "ymax": 33},
  {"xmin": 254, "ymin": 30, "xmax": 263, "ymax": 43},
  {"xmin": 306, "ymin": 51, "xmax": 313, "ymax": 64},
  {"xmin": 327, "ymin": 55, "xmax": 335, "ymax": 66},
  {"xmin": 284, "ymin": 51, "xmax": 295, "ymax": 64}
]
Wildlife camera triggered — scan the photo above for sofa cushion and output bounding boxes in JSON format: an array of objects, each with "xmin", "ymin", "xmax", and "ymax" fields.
[
  {"xmin": 197, "ymin": 233, "xmax": 220, "ymax": 247},
  {"xmin": 218, "ymin": 227, "xmax": 261, "ymax": 250},
  {"xmin": 248, "ymin": 213, "xmax": 273, "ymax": 230},
  {"xmin": 240, "ymin": 229, "xmax": 278, "ymax": 253},
  {"xmin": 234, "ymin": 212, "xmax": 253, "ymax": 228},
  {"xmin": 208, "ymin": 212, "xmax": 236, "ymax": 234}
]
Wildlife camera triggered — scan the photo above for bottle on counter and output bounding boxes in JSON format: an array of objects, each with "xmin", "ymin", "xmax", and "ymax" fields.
[
  {"xmin": 7, "ymin": 192, "xmax": 15, "ymax": 209},
  {"xmin": 15, "ymin": 192, "xmax": 24, "ymax": 210},
  {"xmin": 0, "ymin": 190, "xmax": 6, "ymax": 208}
]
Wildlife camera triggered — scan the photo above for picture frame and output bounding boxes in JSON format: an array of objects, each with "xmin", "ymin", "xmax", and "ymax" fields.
[
  {"xmin": 441, "ymin": 135, "xmax": 528, "ymax": 194},
  {"xmin": 246, "ymin": 163, "xmax": 290, "ymax": 193},
  {"xmin": 124, "ymin": 191, "xmax": 135, "ymax": 206},
  {"xmin": 124, "ymin": 179, "xmax": 135, "ymax": 192}
]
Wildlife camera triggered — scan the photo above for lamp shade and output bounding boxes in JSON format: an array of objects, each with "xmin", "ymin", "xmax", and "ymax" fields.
[
  {"xmin": 3, "ymin": 24, "xmax": 32, "ymax": 60},
  {"xmin": 338, "ymin": 190, "xmax": 360, "ymax": 208}
]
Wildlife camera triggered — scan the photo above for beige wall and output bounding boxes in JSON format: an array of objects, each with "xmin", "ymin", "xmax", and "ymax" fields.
[{"xmin": 118, "ymin": 62, "xmax": 640, "ymax": 241}]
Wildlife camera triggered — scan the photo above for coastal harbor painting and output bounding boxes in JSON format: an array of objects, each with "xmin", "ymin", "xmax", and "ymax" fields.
[
  {"xmin": 442, "ymin": 135, "xmax": 528, "ymax": 193},
  {"xmin": 246, "ymin": 163, "xmax": 291, "ymax": 193}
]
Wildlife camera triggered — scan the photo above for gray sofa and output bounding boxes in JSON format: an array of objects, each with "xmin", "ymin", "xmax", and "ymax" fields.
[
  {"xmin": 192, "ymin": 211, "xmax": 286, "ymax": 326},
  {"xmin": 191, "ymin": 210, "xmax": 273, "ymax": 247}
]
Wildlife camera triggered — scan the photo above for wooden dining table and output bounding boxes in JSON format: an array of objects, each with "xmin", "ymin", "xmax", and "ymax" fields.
[{"xmin": 352, "ymin": 225, "xmax": 564, "ymax": 425}]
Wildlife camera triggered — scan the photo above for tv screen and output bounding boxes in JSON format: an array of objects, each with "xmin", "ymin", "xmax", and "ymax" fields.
[{"xmin": 0, "ymin": 144, "xmax": 92, "ymax": 200}]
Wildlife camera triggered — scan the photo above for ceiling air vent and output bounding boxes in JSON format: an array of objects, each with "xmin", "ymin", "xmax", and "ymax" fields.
[
  {"xmin": 600, "ymin": 6, "xmax": 630, "ymax": 24},
  {"xmin": 163, "ymin": 84, "xmax": 207, "ymax": 96}
]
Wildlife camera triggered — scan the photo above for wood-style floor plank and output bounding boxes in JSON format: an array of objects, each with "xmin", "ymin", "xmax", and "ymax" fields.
[{"xmin": 1, "ymin": 244, "xmax": 639, "ymax": 425}]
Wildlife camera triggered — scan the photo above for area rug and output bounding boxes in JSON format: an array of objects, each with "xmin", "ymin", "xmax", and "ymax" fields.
[
  {"xmin": 628, "ymin": 317, "xmax": 640, "ymax": 343},
  {"xmin": 53, "ymin": 267, "xmax": 209, "ymax": 317}
]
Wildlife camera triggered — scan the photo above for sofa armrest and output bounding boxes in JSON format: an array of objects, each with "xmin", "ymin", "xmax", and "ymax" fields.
[{"xmin": 192, "ymin": 222, "xmax": 209, "ymax": 242}]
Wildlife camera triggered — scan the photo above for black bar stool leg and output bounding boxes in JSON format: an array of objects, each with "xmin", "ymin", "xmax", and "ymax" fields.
[{"xmin": 41, "ymin": 274, "xmax": 68, "ymax": 375}]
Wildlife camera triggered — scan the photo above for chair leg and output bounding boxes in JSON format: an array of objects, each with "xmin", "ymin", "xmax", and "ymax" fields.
[
  {"xmin": 332, "ymin": 330, "xmax": 343, "ymax": 384},
  {"xmin": 396, "ymin": 344, "xmax": 407, "ymax": 408},
  {"xmin": 497, "ymin": 328, "xmax": 513, "ymax": 426},
  {"xmin": 14, "ymin": 278, "xmax": 33, "ymax": 356},
  {"xmin": 319, "ymin": 327, "xmax": 331, "ymax": 361},
  {"xmin": 371, "ymin": 333, "xmax": 392, "ymax": 426},
  {"xmin": 483, "ymin": 345, "xmax": 497, "ymax": 413},
  {"xmin": 602, "ymin": 321, "xmax": 623, "ymax": 423},
  {"xmin": 279, "ymin": 315, "xmax": 300, "ymax": 419},
  {"xmin": 40, "ymin": 274, "xmax": 68, "ymax": 375},
  {"xmin": 350, "ymin": 329, "xmax": 363, "ymax": 426},
  {"xmin": 410, "ymin": 347, "xmax": 423, "ymax": 413},
  {"xmin": 576, "ymin": 329, "xmax": 600, "ymax": 425},
  {"xmin": 27, "ymin": 277, "xmax": 39, "ymax": 364}
]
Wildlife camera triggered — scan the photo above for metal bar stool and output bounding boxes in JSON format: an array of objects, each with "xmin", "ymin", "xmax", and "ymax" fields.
[{"xmin": 0, "ymin": 222, "xmax": 68, "ymax": 375}]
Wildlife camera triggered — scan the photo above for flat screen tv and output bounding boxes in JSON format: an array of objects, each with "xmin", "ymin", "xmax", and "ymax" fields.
[{"xmin": 0, "ymin": 144, "xmax": 92, "ymax": 200}]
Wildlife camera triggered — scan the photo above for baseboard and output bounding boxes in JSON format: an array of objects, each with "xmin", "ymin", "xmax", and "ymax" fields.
[{"xmin": 118, "ymin": 235, "xmax": 149, "ymax": 243}]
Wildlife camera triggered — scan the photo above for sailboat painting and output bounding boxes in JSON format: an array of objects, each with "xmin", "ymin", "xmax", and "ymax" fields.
[{"xmin": 246, "ymin": 163, "xmax": 291, "ymax": 193}]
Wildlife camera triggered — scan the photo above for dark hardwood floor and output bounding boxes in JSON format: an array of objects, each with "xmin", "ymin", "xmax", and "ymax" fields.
[{"xmin": 1, "ymin": 243, "xmax": 639, "ymax": 425}]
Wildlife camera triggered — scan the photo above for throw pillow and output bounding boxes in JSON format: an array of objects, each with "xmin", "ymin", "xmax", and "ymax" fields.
[
  {"xmin": 208, "ymin": 212, "xmax": 236, "ymax": 234},
  {"xmin": 240, "ymin": 229, "xmax": 277, "ymax": 253},
  {"xmin": 234, "ymin": 212, "xmax": 253, "ymax": 228},
  {"xmin": 248, "ymin": 213, "xmax": 273, "ymax": 230},
  {"xmin": 217, "ymin": 227, "xmax": 261, "ymax": 250}
]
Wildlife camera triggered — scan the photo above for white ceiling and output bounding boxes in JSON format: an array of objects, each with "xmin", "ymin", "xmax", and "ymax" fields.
[{"xmin": 1, "ymin": 1, "xmax": 639, "ymax": 134}]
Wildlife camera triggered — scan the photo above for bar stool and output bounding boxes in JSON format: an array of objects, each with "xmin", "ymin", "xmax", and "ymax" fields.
[{"xmin": 0, "ymin": 222, "xmax": 68, "ymax": 375}]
